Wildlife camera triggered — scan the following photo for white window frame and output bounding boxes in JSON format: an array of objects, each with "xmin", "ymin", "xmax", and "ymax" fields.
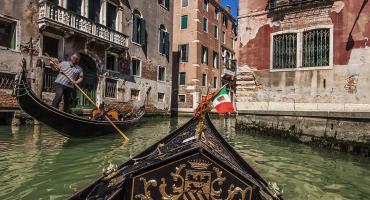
[
  {"xmin": 181, "ymin": 0, "xmax": 188, "ymax": 8},
  {"xmin": 222, "ymin": 31, "xmax": 226, "ymax": 44},
  {"xmin": 131, "ymin": 10, "xmax": 143, "ymax": 46},
  {"xmin": 214, "ymin": 25, "xmax": 219, "ymax": 40},
  {"xmin": 41, "ymin": 32, "xmax": 64, "ymax": 59},
  {"xmin": 203, "ymin": 17, "xmax": 208, "ymax": 33},
  {"xmin": 178, "ymin": 94, "xmax": 186, "ymax": 103},
  {"xmin": 105, "ymin": 52, "xmax": 118, "ymax": 71},
  {"xmin": 130, "ymin": 89, "xmax": 140, "ymax": 101},
  {"xmin": 270, "ymin": 25, "xmax": 334, "ymax": 72},
  {"xmin": 0, "ymin": 15, "xmax": 20, "ymax": 52},
  {"xmin": 104, "ymin": 78, "xmax": 118, "ymax": 99},
  {"xmin": 131, "ymin": 58, "xmax": 142, "ymax": 77},
  {"xmin": 157, "ymin": 65, "xmax": 166, "ymax": 82},
  {"xmin": 158, "ymin": 92, "xmax": 165, "ymax": 103},
  {"xmin": 158, "ymin": 25, "xmax": 167, "ymax": 56}
]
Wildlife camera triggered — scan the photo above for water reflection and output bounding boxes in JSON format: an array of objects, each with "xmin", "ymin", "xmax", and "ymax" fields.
[{"xmin": 0, "ymin": 116, "xmax": 369, "ymax": 200}]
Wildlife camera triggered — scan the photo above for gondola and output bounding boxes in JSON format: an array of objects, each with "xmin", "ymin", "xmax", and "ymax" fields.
[
  {"xmin": 14, "ymin": 69, "xmax": 145, "ymax": 138},
  {"xmin": 69, "ymin": 113, "xmax": 283, "ymax": 199}
]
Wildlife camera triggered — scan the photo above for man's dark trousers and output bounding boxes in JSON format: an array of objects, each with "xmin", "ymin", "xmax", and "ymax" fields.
[{"xmin": 52, "ymin": 83, "xmax": 74, "ymax": 113}]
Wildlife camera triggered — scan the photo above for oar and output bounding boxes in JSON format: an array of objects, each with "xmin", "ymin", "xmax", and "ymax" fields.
[{"xmin": 45, "ymin": 53, "xmax": 130, "ymax": 143}]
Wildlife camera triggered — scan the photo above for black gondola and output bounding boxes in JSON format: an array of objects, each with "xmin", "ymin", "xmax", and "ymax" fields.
[
  {"xmin": 69, "ymin": 113, "xmax": 283, "ymax": 200},
  {"xmin": 14, "ymin": 69, "xmax": 145, "ymax": 138}
]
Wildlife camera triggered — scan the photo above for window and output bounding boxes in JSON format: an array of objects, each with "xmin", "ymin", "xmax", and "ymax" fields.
[
  {"xmin": 272, "ymin": 28, "xmax": 331, "ymax": 69},
  {"xmin": 214, "ymin": 25, "xmax": 218, "ymax": 39},
  {"xmin": 43, "ymin": 35, "xmax": 59, "ymax": 58},
  {"xmin": 179, "ymin": 44, "xmax": 189, "ymax": 62},
  {"xmin": 201, "ymin": 46, "xmax": 208, "ymax": 65},
  {"xmin": 105, "ymin": 78, "xmax": 117, "ymax": 98},
  {"xmin": 159, "ymin": 25, "xmax": 170, "ymax": 55},
  {"xmin": 272, "ymin": 33, "xmax": 297, "ymax": 69},
  {"xmin": 106, "ymin": 53, "xmax": 117, "ymax": 71},
  {"xmin": 213, "ymin": 52, "xmax": 219, "ymax": 68},
  {"xmin": 67, "ymin": 0, "xmax": 82, "ymax": 14},
  {"xmin": 202, "ymin": 18, "xmax": 208, "ymax": 32},
  {"xmin": 303, "ymin": 29, "xmax": 330, "ymax": 67},
  {"xmin": 88, "ymin": 0, "xmax": 100, "ymax": 23},
  {"xmin": 179, "ymin": 72, "xmax": 186, "ymax": 85},
  {"xmin": 231, "ymin": 38, "xmax": 235, "ymax": 49},
  {"xmin": 222, "ymin": 14, "xmax": 228, "ymax": 27},
  {"xmin": 202, "ymin": 74, "xmax": 207, "ymax": 86},
  {"xmin": 213, "ymin": 77, "xmax": 217, "ymax": 88},
  {"xmin": 132, "ymin": 10, "xmax": 146, "ymax": 45},
  {"xmin": 203, "ymin": 0, "xmax": 208, "ymax": 11},
  {"xmin": 181, "ymin": 0, "xmax": 188, "ymax": 7},
  {"xmin": 0, "ymin": 19, "xmax": 16, "ymax": 49},
  {"xmin": 131, "ymin": 58, "xmax": 141, "ymax": 76},
  {"xmin": 131, "ymin": 89, "xmax": 140, "ymax": 101},
  {"xmin": 178, "ymin": 95, "xmax": 186, "ymax": 103},
  {"xmin": 222, "ymin": 31, "xmax": 226, "ymax": 44},
  {"xmin": 215, "ymin": 8, "xmax": 219, "ymax": 19},
  {"xmin": 181, "ymin": 15, "xmax": 188, "ymax": 29},
  {"xmin": 106, "ymin": 2, "xmax": 117, "ymax": 30},
  {"xmin": 158, "ymin": 66, "xmax": 166, "ymax": 81},
  {"xmin": 158, "ymin": 93, "xmax": 165, "ymax": 102},
  {"xmin": 159, "ymin": 0, "xmax": 170, "ymax": 9}
]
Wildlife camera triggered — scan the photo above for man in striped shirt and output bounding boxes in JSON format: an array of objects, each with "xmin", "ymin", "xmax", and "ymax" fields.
[{"xmin": 51, "ymin": 53, "xmax": 84, "ymax": 113}]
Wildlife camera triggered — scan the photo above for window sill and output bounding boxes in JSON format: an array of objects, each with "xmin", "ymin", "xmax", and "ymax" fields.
[
  {"xmin": 157, "ymin": 80, "xmax": 166, "ymax": 83},
  {"xmin": 104, "ymin": 96, "xmax": 118, "ymax": 100},
  {"xmin": 270, "ymin": 66, "xmax": 333, "ymax": 72},
  {"xmin": 132, "ymin": 75, "xmax": 142, "ymax": 78},
  {"xmin": 131, "ymin": 41, "xmax": 143, "ymax": 47}
]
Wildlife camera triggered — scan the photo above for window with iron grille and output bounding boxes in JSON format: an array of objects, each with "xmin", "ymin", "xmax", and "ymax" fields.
[
  {"xmin": 0, "ymin": 72, "xmax": 15, "ymax": 89},
  {"xmin": 303, "ymin": 28, "xmax": 330, "ymax": 67},
  {"xmin": 105, "ymin": 78, "xmax": 117, "ymax": 98},
  {"xmin": 42, "ymin": 68, "xmax": 58, "ymax": 92},
  {"xmin": 272, "ymin": 33, "xmax": 297, "ymax": 69}
]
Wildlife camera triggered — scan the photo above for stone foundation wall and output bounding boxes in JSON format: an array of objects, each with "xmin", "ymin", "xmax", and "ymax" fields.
[{"xmin": 236, "ymin": 112, "xmax": 370, "ymax": 156}]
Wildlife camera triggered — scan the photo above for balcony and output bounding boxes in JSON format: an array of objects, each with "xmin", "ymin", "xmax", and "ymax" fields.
[
  {"xmin": 38, "ymin": 1, "xmax": 128, "ymax": 49},
  {"xmin": 222, "ymin": 60, "xmax": 237, "ymax": 77},
  {"xmin": 268, "ymin": 0, "xmax": 333, "ymax": 10}
]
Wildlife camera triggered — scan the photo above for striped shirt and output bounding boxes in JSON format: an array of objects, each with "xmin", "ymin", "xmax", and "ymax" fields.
[{"xmin": 55, "ymin": 61, "xmax": 84, "ymax": 88}]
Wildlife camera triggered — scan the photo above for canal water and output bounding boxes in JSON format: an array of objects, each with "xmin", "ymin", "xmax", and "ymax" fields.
[{"xmin": 0, "ymin": 116, "xmax": 369, "ymax": 200}]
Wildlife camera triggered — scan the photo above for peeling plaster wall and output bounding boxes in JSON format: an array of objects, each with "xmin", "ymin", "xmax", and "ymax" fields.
[{"xmin": 237, "ymin": 0, "xmax": 370, "ymax": 113}]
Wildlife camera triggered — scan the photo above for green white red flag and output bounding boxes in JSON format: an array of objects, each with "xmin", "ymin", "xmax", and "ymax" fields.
[{"xmin": 211, "ymin": 87, "xmax": 234, "ymax": 114}]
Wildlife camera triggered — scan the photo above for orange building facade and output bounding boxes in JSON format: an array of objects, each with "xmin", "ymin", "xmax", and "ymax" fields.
[{"xmin": 171, "ymin": 0, "xmax": 237, "ymax": 112}]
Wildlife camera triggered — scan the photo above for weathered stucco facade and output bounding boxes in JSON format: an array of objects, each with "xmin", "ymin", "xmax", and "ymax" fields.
[
  {"xmin": 0, "ymin": 0, "xmax": 173, "ymax": 123},
  {"xmin": 236, "ymin": 0, "xmax": 370, "ymax": 154}
]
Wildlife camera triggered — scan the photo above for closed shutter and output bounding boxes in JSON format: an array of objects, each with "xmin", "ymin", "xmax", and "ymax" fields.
[
  {"xmin": 164, "ymin": 32, "xmax": 170, "ymax": 56},
  {"xmin": 140, "ymin": 19, "xmax": 146, "ymax": 46},
  {"xmin": 132, "ymin": 15, "xmax": 138, "ymax": 43},
  {"xmin": 159, "ymin": 30, "xmax": 164, "ymax": 54},
  {"xmin": 185, "ymin": 44, "xmax": 189, "ymax": 62},
  {"xmin": 165, "ymin": 0, "xmax": 170, "ymax": 9}
]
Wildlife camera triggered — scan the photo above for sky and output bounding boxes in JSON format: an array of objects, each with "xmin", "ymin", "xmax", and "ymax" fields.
[{"xmin": 222, "ymin": 0, "xmax": 239, "ymax": 17}]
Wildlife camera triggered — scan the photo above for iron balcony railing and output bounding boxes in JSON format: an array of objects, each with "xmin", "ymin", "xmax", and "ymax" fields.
[
  {"xmin": 269, "ymin": 0, "xmax": 333, "ymax": 10},
  {"xmin": 38, "ymin": 1, "xmax": 128, "ymax": 48}
]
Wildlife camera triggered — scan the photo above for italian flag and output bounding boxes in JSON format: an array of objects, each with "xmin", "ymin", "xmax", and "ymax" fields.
[{"xmin": 212, "ymin": 87, "xmax": 235, "ymax": 114}]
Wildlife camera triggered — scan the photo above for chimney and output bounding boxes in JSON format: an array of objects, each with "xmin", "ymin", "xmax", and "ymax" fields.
[{"xmin": 225, "ymin": 5, "xmax": 231, "ymax": 14}]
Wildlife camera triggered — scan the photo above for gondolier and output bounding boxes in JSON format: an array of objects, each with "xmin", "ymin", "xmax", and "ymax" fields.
[{"xmin": 50, "ymin": 53, "xmax": 84, "ymax": 113}]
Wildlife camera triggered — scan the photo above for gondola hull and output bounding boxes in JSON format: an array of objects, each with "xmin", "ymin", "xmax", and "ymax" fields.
[
  {"xmin": 15, "ymin": 71, "xmax": 145, "ymax": 138},
  {"xmin": 69, "ymin": 115, "xmax": 283, "ymax": 200}
]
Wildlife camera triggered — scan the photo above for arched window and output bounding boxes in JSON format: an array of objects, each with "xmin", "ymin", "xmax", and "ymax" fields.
[
  {"xmin": 132, "ymin": 10, "xmax": 146, "ymax": 45},
  {"xmin": 159, "ymin": 24, "xmax": 169, "ymax": 55}
]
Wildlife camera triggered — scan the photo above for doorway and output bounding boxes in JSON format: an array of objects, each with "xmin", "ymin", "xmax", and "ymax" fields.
[{"xmin": 75, "ymin": 54, "xmax": 97, "ymax": 109}]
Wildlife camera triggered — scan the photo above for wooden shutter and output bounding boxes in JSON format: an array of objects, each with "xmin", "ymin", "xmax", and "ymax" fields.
[
  {"xmin": 132, "ymin": 15, "xmax": 138, "ymax": 43},
  {"xmin": 185, "ymin": 44, "xmax": 189, "ymax": 62},
  {"xmin": 140, "ymin": 19, "xmax": 146, "ymax": 46},
  {"xmin": 165, "ymin": 0, "xmax": 170, "ymax": 9},
  {"xmin": 164, "ymin": 32, "xmax": 170, "ymax": 56}
]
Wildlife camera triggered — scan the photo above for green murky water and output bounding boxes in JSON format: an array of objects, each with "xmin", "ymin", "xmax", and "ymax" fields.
[{"xmin": 0, "ymin": 116, "xmax": 369, "ymax": 200}]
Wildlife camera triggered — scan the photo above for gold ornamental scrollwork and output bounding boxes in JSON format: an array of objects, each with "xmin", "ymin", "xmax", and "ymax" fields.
[
  {"xmin": 135, "ymin": 178, "xmax": 158, "ymax": 200},
  {"xmin": 225, "ymin": 184, "xmax": 252, "ymax": 200},
  {"xmin": 210, "ymin": 167, "xmax": 226, "ymax": 200},
  {"xmin": 159, "ymin": 164, "xmax": 186, "ymax": 200}
]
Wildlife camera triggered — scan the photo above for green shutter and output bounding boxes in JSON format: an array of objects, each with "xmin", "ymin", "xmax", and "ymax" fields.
[
  {"xmin": 140, "ymin": 19, "xmax": 146, "ymax": 46},
  {"xmin": 10, "ymin": 22, "xmax": 16, "ymax": 49},
  {"xmin": 164, "ymin": 32, "xmax": 170, "ymax": 56},
  {"xmin": 159, "ymin": 30, "xmax": 164, "ymax": 54},
  {"xmin": 132, "ymin": 15, "xmax": 138, "ymax": 42},
  {"xmin": 181, "ymin": 15, "xmax": 188, "ymax": 29},
  {"xmin": 165, "ymin": 0, "xmax": 170, "ymax": 9}
]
